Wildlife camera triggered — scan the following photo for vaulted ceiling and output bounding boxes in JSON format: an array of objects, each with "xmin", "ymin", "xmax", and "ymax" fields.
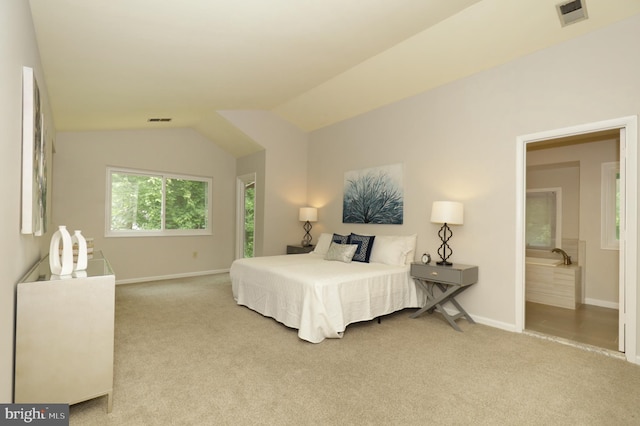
[{"xmin": 28, "ymin": 0, "xmax": 640, "ymax": 157}]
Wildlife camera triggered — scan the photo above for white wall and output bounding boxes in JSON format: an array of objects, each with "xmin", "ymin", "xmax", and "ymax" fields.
[
  {"xmin": 219, "ymin": 111, "xmax": 309, "ymax": 255},
  {"xmin": 53, "ymin": 128, "xmax": 236, "ymax": 281},
  {"xmin": 0, "ymin": 0, "xmax": 55, "ymax": 401},
  {"xmin": 307, "ymin": 13, "xmax": 640, "ymax": 341}
]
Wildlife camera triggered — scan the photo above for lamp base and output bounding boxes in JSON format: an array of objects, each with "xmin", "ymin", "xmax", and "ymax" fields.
[
  {"xmin": 301, "ymin": 221, "xmax": 313, "ymax": 247},
  {"xmin": 436, "ymin": 223, "xmax": 455, "ymax": 266}
]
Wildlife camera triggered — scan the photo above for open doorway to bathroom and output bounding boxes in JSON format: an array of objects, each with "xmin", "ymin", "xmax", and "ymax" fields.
[
  {"xmin": 524, "ymin": 132, "xmax": 619, "ymax": 351},
  {"xmin": 516, "ymin": 116, "xmax": 638, "ymax": 364}
]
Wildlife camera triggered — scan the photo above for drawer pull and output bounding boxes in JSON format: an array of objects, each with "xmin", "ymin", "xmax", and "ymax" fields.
[{"xmin": 431, "ymin": 272, "xmax": 438, "ymax": 276}]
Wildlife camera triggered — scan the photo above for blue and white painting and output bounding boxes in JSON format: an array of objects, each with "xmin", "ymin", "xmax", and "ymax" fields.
[{"xmin": 343, "ymin": 163, "xmax": 403, "ymax": 224}]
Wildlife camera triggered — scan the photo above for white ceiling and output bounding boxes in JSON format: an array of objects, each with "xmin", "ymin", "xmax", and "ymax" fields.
[{"xmin": 28, "ymin": 0, "xmax": 640, "ymax": 157}]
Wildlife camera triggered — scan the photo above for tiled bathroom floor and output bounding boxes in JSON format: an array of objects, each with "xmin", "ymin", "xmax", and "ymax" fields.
[{"xmin": 525, "ymin": 302, "xmax": 619, "ymax": 351}]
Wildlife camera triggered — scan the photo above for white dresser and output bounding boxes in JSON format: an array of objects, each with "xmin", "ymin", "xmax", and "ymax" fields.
[{"xmin": 14, "ymin": 252, "xmax": 115, "ymax": 412}]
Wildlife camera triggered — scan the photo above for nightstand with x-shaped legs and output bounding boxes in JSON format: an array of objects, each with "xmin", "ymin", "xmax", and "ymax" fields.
[{"xmin": 410, "ymin": 262, "xmax": 478, "ymax": 331}]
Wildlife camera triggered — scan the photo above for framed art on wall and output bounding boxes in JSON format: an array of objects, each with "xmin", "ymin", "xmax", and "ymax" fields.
[
  {"xmin": 343, "ymin": 163, "xmax": 403, "ymax": 224},
  {"xmin": 21, "ymin": 66, "xmax": 47, "ymax": 236}
]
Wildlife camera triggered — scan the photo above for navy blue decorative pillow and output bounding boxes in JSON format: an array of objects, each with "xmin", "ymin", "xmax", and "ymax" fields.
[
  {"xmin": 332, "ymin": 233, "xmax": 349, "ymax": 244},
  {"xmin": 348, "ymin": 233, "xmax": 376, "ymax": 263}
]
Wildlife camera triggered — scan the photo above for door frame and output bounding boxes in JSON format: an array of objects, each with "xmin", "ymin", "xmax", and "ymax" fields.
[{"xmin": 515, "ymin": 116, "xmax": 638, "ymax": 364}]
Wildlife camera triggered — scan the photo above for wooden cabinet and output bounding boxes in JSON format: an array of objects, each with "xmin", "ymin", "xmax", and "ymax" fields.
[
  {"xmin": 526, "ymin": 264, "xmax": 582, "ymax": 309},
  {"xmin": 14, "ymin": 252, "xmax": 115, "ymax": 412}
]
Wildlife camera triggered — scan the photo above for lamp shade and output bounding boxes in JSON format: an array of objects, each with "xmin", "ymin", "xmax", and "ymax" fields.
[
  {"xmin": 299, "ymin": 207, "xmax": 318, "ymax": 222},
  {"xmin": 431, "ymin": 201, "xmax": 463, "ymax": 225}
]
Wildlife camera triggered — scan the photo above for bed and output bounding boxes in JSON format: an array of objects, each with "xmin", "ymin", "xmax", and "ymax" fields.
[{"xmin": 230, "ymin": 233, "xmax": 426, "ymax": 343}]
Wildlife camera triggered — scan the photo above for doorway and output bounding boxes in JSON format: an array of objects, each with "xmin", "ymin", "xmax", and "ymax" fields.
[
  {"xmin": 515, "ymin": 116, "xmax": 638, "ymax": 364},
  {"xmin": 236, "ymin": 173, "xmax": 256, "ymax": 259},
  {"xmin": 525, "ymin": 301, "xmax": 619, "ymax": 350},
  {"xmin": 525, "ymin": 138, "xmax": 617, "ymax": 351}
]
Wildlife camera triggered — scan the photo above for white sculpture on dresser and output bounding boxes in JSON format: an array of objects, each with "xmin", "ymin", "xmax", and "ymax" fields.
[
  {"xmin": 49, "ymin": 226, "xmax": 90, "ymax": 276},
  {"xmin": 49, "ymin": 225, "xmax": 73, "ymax": 276},
  {"xmin": 72, "ymin": 230, "xmax": 88, "ymax": 272}
]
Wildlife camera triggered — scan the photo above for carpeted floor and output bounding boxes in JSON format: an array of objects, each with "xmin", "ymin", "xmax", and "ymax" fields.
[{"xmin": 69, "ymin": 274, "xmax": 640, "ymax": 425}]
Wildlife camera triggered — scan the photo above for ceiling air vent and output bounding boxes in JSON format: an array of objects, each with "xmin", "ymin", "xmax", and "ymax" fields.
[
  {"xmin": 147, "ymin": 118, "xmax": 172, "ymax": 122},
  {"xmin": 556, "ymin": 0, "xmax": 588, "ymax": 27}
]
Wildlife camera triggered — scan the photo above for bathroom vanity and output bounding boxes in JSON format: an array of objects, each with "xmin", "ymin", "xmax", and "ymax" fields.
[{"xmin": 526, "ymin": 262, "xmax": 582, "ymax": 309}]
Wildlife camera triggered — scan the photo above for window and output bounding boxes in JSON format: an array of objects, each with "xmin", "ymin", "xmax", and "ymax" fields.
[
  {"xmin": 601, "ymin": 161, "xmax": 620, "ymax": 250},
  {"xmin": 106, "ymin": 167, "xmax": 212, "ymax": 237},
  {"xmin": 236, "ymin": 173, "xmax": 256, "ymax": 259},
  {"xmin": 526, "ymin": 188, "xmax": 562, "ymax": 250}
]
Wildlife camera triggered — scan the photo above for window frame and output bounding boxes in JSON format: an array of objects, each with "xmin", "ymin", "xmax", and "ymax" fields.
[
  {"xmin": 105, "ymin": 167, "xmax": 212, "ymax": 238},
  {"xmin": 601, "ymin": 161, "xmax": 620, "ymax": 250}
]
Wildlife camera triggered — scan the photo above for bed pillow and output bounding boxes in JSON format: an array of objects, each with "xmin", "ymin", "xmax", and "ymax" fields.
[
  {"xmin": 369, "ymin": 237, "xmax": 407, "ymax": 266},
  {"xmin": 348, "ymin": 233, "xmax": 376, "ymax": 263},
  {"xmin": 332, "ymin": 233, "xmax": 349, "ymax": 244},
  {"xmin": 324, "ymin": 242, "xmax": 358, "ymax": 263},
  {"xmin": 402, "ymin": 234, "xmax": 418, "ymax": 264},
  {"xmin": 370, "ymin": 234, "xmax": 417, "ymax": 266},
  {"xmin": 312, "ymin": 233, "xmax": 333, "ymax": 255}
]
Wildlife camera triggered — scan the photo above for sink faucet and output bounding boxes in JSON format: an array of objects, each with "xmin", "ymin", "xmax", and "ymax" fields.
[{"xmin": 551, "ymin": 248, "xmax": 572, "ymax": 265}]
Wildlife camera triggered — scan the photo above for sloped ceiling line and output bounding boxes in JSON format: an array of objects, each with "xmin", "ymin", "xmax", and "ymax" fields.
[{"xmin": 27, "ymin": 0, "xmax": 640, "ymax": 157}]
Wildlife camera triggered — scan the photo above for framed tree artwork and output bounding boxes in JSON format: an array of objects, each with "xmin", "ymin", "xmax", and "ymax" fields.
[{"xmin": 343, "ymin": 163, "xmax": 403, "ymax": 224}]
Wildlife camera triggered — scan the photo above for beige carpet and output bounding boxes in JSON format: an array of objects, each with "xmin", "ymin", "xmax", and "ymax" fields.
[{"xmin": 69, "ymin": 274, "xmax": 640, "ymax": 425}]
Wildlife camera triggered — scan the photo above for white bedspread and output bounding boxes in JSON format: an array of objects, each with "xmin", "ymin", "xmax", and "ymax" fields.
[{"xmin": 230, "ymin": 253, "xmax": 425, "ymax": 343}]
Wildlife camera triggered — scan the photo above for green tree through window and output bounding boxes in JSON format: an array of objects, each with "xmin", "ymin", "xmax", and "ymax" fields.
[
  {"xmin": 110, "ymin": 173, "xmax": 162, "ymax": 231},
  {"xmin": 165, "ymin": 178, "xmax": 208, "ymax": 230},
  {"xmin": 243, "ymin": 185, "xmax": 255, "ymax": 258},
  {"xmin": 108, "ymin": 168, "xmax": 211, "ymax": 236}
]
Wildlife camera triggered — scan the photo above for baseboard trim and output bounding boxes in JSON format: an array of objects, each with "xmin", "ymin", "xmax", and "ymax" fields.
[
  {"xmin": 472, "ymin": 314, "xmax": 518, "ymax": 332},
  {"xmin": 439, "ymin": 307, "xmax": 517, "ymax": 332},
  {"xmin": 116, "ymin": 269, "xmax": 230, "ymax": 285},
  {"xmin": 584, "ymin": 298, "xmax": 619, "ymax": 309}
]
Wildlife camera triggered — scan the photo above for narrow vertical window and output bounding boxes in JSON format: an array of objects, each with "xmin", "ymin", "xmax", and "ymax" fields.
[{"xmin": 243, "ymin": 181, "xmax": 255, "ymax": 258}]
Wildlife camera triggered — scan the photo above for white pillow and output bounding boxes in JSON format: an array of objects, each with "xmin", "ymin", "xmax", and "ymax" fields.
[
  {"xmin": 403, "ymin": 234, "xmax": 417, "ymax": 264},
  {"xmin": 324, "ymin": 242, "xmax": 358, "ymax": 263},
  {"xmin": 370, "ymin": 234, "xmax": 417, "ymax": 266},
  {"xmin": 312, "ymin": 233, "xmax": 333, "ymax": 255}
]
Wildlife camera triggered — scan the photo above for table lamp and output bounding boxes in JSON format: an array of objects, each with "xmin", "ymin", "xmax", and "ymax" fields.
[
  {"xmin": 431, "ymin": 201, "xmax": 464, "ymax": 266},
  {"xmin": 299, "ymin": 207, "xmax": 318, "ymax": 247}
]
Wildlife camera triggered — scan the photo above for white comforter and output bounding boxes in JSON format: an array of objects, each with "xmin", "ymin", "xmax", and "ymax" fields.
[{"xmin": 230, "ymin": 253, "xmax": 425, "ymax": 343}]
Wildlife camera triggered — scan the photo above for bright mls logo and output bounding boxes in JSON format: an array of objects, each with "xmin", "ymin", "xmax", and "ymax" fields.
[{"xmin": 1, "ymin": 404, "xmax": 68, "ymax": 425}]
